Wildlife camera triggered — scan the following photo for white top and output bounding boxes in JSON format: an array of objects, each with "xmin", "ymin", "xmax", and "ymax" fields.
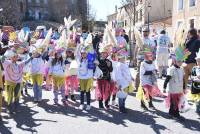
[
  {"xmin": 156, "ymin": 34, "xmax": 170, "ymax": 54},
  {"xmin": 30, "ymin": 57, "xmax": 45, "ymax": 75},
  {"xmin": 48, "ymin": 58, "xmax": 66, "ymax": 77},
  {"xmin": 115, "ymin": 62, "xmax": 132, "ymax": 90},
  {"xmin": 167, "ymin": 66, "xmax": 184, "ymax": 93},
  {"xmin": 77, "ymin": 59, "xmax": 93, "ymax": 79},
  {"xmin": 111, "ymin": 60, "xmax": 118, "ymax": 81},
  {"xmin": 140, "ymin": 61, "xmax": 157, "ymax": 86}
]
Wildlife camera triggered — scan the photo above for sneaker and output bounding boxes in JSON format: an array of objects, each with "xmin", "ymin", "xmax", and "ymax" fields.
[
  {"xmin": 62, "ymin": 100, "xmax": 68, "ymax": 106},
  {"xmin": 112, "ymin": 100, "xmax": 116, "ymax": 106},
  {"xmin": 34, "ymin": 98, "xmax": 38, "ymax": 103},
  {"xmin": 79, "ymin": 104, "xmax": 84, "ymax": 110},
  {"xmin": 105, "ymin": 105, "xmax": 110, "ymax": 110},
  {"xmin": 141, "ymin": 101, "xmax": 148, "ymax": 110},
  {"xmin": 149, "ymin": 103, "xmax": 155, "ymax": 110},
  {"xmin": 71, "ymin": 95, "xmax": 76, "ymax": 102},
  {"xmin": 86, "ymin": 105, "xmax": 91, "ymax": 111},
  {"xmin": 54, "ymin": 99, "xmax": 58, "ymax": 105}
]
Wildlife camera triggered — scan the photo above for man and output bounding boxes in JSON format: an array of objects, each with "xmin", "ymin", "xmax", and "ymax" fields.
[
  {"xmin": 156, "ymin": 30, "xmax": 170, "ymax": 78},
  {"xmin": 183, "ymin": 28, "xmax": 200, "ymax": 87},
  {"xmin": 135, "ymin": 27, "xmax": 155, "ymax": 91}
]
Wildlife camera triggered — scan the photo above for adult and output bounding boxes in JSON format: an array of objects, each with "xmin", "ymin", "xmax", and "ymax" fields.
[
  {"xmin": 121, "ymin": 29, "xmax": 129, "ymax": 44},
  {"xmin": 135, "ymin": 27, "xmax": 155, "ymax": 90},
  {"xmin": 183, "ymin": 28, "xmax": 200, "ymax": 87},
  {"xmin": 156, "ymin": 30, "xmax": 170, "ymax": 78}
]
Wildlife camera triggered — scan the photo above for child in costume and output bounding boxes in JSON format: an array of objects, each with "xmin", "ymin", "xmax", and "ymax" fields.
[
  {"xmin": 29, "ymin": 46, "xmax": 45, "ymax": 102},
  {"xmin": 138, "ymin": 50, "xmax": 160, "ymax": 110},
  {"xmin": 77, "ymin": 45, "xmax": 95, "ymax": 110},
  {"xmin": 2, "ymin": 49, "xmax": 32, "ymax": 114},
  {"xmin": 96, "ymin": 45, "xmax": 113, "ymax": 109},
  {"xmin": 190, "ymin": 49, "xmax": 200, "ymax": 114},
  {"xmin": 110, "ymin": 53, "xmax": 119, "ymax": 106},
  {"xmin": 65, "ymin": 48, "xmax": 79, "ymax": 102},
  {"xmin": 163, "ymin": 47, "xmax": 186, "ymax": 119},
  {"xmin": 48, "ymin": 49, "xmax": 67, "ymax": 105},
  {"xmin": 115, "ymin": 52, "xmax": 134, "ymax": 113}
]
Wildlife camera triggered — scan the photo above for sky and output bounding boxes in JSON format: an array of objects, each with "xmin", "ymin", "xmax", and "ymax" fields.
[{"xmin": 89, "ymin": 0, "xmax": 122, "ymax": 21}]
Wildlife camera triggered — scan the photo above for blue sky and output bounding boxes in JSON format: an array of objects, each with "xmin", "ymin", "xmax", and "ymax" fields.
[{"xmin": 90, "ymin": 0, "xmax": 122, "ymax": 21}]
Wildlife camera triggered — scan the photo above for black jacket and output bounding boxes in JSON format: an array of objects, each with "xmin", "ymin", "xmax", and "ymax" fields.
[{"xmin": 185, "ymin": 37, "xmax": 200, "ymax": 64}]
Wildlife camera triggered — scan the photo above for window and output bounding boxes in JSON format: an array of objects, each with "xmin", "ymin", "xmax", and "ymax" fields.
[
  {"xmin": 178, "ymin": 0, "xmax": 184, "ymax": 10},
  {"xmin": 36, "ymin": 0, "xmax": 40, "ymax": 4},
  {"xmin": 189, "ymin": 0, "xmax": 196, "ymax": 7},
  {"xmin": 28, "ymin": 0, "xmax": 31, "ymax": 3},
  {"xmin": 177, "ymin": 21, "xmax": 183, "ymax": 28},
  {"xmin": 189, "ymin": 19, "xmax": 195, "ymax": 28}
]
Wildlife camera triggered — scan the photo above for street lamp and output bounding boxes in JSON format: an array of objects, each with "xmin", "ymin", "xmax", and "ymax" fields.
[{"xmin": 147, "ymin": 3, "xmax": 151, "ymax": 31}]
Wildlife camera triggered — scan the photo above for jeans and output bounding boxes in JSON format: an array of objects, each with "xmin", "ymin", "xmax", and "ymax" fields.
[
  {"xmin": 33, "ymin": 83, "xmax": 42, "ymax": 101},
  {"xmin": 80, "ymin": 91, "xmax": 91, "ymax": 105},
  {"xmin": 118, "ymin": 98, "xmax": 126, "ymax": 110}
]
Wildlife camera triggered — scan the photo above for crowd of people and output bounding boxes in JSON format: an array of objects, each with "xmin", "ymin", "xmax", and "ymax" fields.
[{"xmin": 0, "ymin": 19, "xmax": 199, "ymax": 122}]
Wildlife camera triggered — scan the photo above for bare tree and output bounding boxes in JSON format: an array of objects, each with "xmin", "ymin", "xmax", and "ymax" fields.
[
  {"xmin": 87, "ymin": 4, "xmax": 97, "ymax": 32},
  {"xmin": 0, "ymin": 0, "xmax": 21, "ymax": 28}
]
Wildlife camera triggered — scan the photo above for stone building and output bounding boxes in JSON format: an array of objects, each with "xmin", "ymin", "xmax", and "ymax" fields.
[
  {"xmin": 172, "ymin": 0, "xmax": 199, "ymax": 31},
  {"xmin": 0, "ymin": 0, "xmax": 88, "ymax": 29}
]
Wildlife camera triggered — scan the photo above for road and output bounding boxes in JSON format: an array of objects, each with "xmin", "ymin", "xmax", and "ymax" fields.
[{"xmin": 0, "ymin": 69, "xmax": 199, "ymax": 134}]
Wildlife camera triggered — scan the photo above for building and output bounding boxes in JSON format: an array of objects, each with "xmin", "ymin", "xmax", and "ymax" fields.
[
  {"xmin": 108, "ymin": 0, "xmax": 173, "ymax": 31},
  {"xmin": 93, "ymin": 21, "xmax": 107, "ymax": 33},
  {"xmin": 172, "ymin": 0, "xmax": 199, "ymax": 31},
  {"xmin": 0, "ymin": 0, "xmax": 88, "ymax": 29}
]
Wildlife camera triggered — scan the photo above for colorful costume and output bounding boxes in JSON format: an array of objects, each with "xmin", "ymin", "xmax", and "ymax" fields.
[{"xmin": 30, "ymin": 56, "xmax": 45, "ymax": 102}]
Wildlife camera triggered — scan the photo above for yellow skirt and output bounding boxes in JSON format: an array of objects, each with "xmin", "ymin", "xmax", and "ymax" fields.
[
  {"xmin": 188, "ymin": 92, "xmax": 200, "ymax": 102},
  {"xmin": 31, "ymin": 74, "xmax": 43, "ymax": 86},
  {"xmin": 52, "ymin": 75, "xmax": 65, "ymax": 88},
  {"xmin": 136, "ymin": 84, "xmax": 146, "ymax": 101},
  {"xmin": 4, "ymin": 81, "xmax": 21, "ymax": 105},
  {"xmin": 79, "ymin": 79, "xmax": 93, "ymax": 92},
  {"xmin": 124, "ymin": 83, "xmax": 134, "ymax": 93},
  {"xmin": 23, "ymin": 73, "xmax": 32, "ymax": 84}
]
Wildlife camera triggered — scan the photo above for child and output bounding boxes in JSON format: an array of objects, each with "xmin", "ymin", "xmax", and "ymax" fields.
[
  {"xmin": 29, "ymin": 47, "xmax": 45, "ymax": 102},
  {"xmin": 190, "ymin": 49, "xmax": 200, "ymax": 114},
  {"xmin": 163, "ymin": 48, "xmax": 186, "ymax": 119},
  {"xmin": 48, "ymin": 49, "xmax": 67, "ymax": 105},
  {"xmin": 65, "ymin": 48, "xmax": 78, "ymax": 102},
  {"xmin": 116, "ymin": 53, "xmax": 133, "ymax": 113},
  {"xmin": 110, "ymin": 53, "xmax": 119, "ymax": 106},
  {"xmin": 77, "ymin": 47, "xmax": 94, "ymax": 110},
  {"xmin": 2, "ymin": 49, "xmax": 32, "ymax": 114},
  {"xmin": 96, "ymin": 46, "xmax": 113, "ymax": 109},
  {"xmin": 138, "ymin": 50, "xmax": 160, "ymax": 110}
]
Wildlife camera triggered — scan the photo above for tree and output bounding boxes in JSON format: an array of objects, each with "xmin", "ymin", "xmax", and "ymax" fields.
[
  {"xmin": 87, "ymin": 4, "xmax": 96, "ymax": 32},
  {"xmin": 0, "ymin": 0, "xmax": 21, "ymax": 28}
]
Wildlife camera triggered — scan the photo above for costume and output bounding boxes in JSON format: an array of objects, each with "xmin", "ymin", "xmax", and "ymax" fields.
[
  {"xmin": 30, "ymin": 56, "xmax": 45, "ymax": 102},
  {"xmin": 65, "ymin": 53, "xmax": 79, "ymax": 101},
  {"xmin": 48, "ymin": 56, "xmax": 66, "ymax": 105},
  {"xmin": 164, "ymin": 46, "xmax": 187, "ymax": 118},
  {"xmin": 137, "ymin": 50, "xmax": 160, "ymax": 110},
  {"xmin": 96, "ymin": 50, "xmax": 113, "ymax": 109},
  {"xmin": 77, "ymin": 47, "xmax": 94, "ymax": 110},
  {"xmin": 190, "ymin": 49, "xmax": 200, "ymax": 114},
  {"xmin": 2, "ymin": 50, "xmax": 32, "ymax": 113},
  {"xmin": 115, "ymin": 57, "xmax": 133, "ymax": 113}
]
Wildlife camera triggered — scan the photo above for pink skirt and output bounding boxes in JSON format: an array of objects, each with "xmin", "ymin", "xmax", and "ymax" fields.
[
  {"xmin": 96, "ymin": 80, "xmax": 111, "ymax": 101},
  {"xmin": 165, "ymin": 93, "xmax": 183, "ymax": 110},
  {"xmin": 110, "ymin": 81, "xmax": 118, "ymax": 95},
  {"xmin": 143, "ymin": 84, "xmax": 161, "ymax": 100},
  {"xmin": 65, "ymin": 75, "xmax": 79, "ymax": 95}
]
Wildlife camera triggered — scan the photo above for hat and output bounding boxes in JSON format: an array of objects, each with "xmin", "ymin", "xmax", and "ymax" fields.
[
  {"xmin": 142, "ymin": 27, "xmax": 149, "ymax": 32},
  {"xmin": 4, "ymin": 49, "xmax": 17, "ymax": 59},
  {"xmin": 196, "ymin": 49, "xmax": 200, "ymax": 60}
]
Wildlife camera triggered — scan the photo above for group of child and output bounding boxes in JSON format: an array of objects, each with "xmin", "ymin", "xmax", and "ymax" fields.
[{"xmin": 0, "ymin": 28, "xmax": 199, "ymax": 122}]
